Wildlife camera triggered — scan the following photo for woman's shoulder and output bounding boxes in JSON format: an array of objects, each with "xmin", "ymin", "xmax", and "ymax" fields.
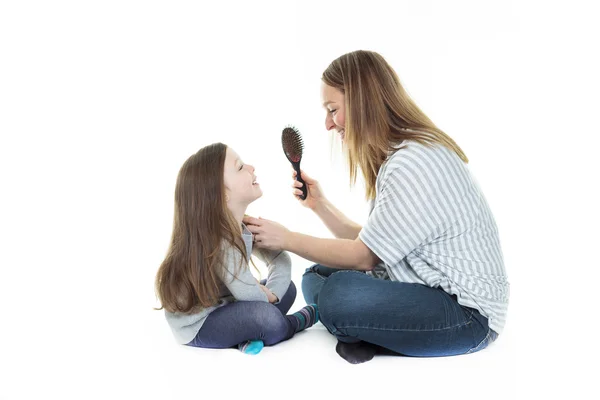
[
  {"xmin": 376, "ymin": 141, "xmax": 470, "ymax": 196},
  {"xmin": 384, "ymin": 140, "xmax": 454, "ymax": 173}
]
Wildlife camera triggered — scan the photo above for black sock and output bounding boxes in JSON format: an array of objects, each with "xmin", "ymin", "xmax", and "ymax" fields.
[{"xmin": 335, "ymin": 340, "xmax": 378, "ymax": 364}]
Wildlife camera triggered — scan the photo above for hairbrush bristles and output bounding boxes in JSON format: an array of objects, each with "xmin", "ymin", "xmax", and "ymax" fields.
[
  {"xmin": 281, "ymin": 125, "xmax": 304, "ymax": 163},
  {"xmin": 281, "ymin": 125, "xmax": 307, "ymax": 200}
]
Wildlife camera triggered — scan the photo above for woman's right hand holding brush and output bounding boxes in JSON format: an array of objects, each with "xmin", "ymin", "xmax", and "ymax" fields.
[
  {"xmin": 292, "ymin": 170, "xmax": 325, "ymax": 210},
  {"xmin": 292, "ymin": 169, "xmax": 362, "ymax": 240}
]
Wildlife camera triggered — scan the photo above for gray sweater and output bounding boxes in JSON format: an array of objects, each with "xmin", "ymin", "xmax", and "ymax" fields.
[{"xmin": 164, "ymin": 224, "xmax": 292, "ymax": 344}]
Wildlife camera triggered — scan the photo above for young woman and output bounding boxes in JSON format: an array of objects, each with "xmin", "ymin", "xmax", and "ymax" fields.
[
  {"xmin": 155, "ymin": 143, "xmax": 318, "ymax": 355},
  {"xmin": 244, "ymin": 50, "xmax": 509, "ymax": 363}
]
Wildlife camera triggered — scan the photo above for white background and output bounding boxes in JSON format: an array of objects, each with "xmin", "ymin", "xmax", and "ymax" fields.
[{"xmin": 1, "ymin": 1, "xmax": 598, "ymax": 399}]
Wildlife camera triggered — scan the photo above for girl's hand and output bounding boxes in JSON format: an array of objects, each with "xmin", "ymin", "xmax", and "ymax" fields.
[
  {"xmin": 292, "ymin": 169, "xmax": 325, "ymax": 210},
  {"xmin": 259, "ymin": 284, "xmax": 278, "ymax": 303},
  {"xmin": 243, "ymin": 216, "xmax": 290, "ymax": 251}
]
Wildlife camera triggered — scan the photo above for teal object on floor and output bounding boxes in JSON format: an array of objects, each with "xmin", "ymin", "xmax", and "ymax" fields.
[{"xmin": 239, "ymin": 340, "xmax": 264, "ymax": 355}]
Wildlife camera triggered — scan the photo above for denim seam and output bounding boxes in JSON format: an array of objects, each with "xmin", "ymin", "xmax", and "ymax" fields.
[
  {"xmin": 466, "ymin": 328, "xmax": 491, "ymax": 354},
  {"xmin": 332, "ymin": 310, "xmax": 474, "ymax": 333},
  {"xmin": 303, "ymin": 268, "xmax": 329, "ymax": 282}
]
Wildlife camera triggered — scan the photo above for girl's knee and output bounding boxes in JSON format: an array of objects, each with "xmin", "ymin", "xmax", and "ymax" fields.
[
  {"xmin": 251, "ymin": 301, "xmax": 280, "ymax": 317},
  {"xmin": 254, "ymin": 304, "xmax": 290, "ymax": 343},
  {"xmin": 239, "ymin": 303, "xmax": 288, "ymax": 345},
  {"xmin": 247, "ymin": 302, "xmax": 284, "ymax": 328},
  {"xmin": 286, "ymin": 280, "xmax": 297, "ymax": 300}
]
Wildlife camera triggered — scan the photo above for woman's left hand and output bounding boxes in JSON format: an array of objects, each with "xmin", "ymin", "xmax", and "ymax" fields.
[{"xmin": 243, "ymin": 216, "xmax": 290, "ymax": 251}]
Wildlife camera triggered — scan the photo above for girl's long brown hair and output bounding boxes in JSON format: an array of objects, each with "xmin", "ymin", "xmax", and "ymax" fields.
[
  {"xmin": 155, "ymin": 143, "xmax": 248, "ymax": 314},
  {"xmin": 322, "ymin": 50, "xmax": 468, "ymax": 200}
]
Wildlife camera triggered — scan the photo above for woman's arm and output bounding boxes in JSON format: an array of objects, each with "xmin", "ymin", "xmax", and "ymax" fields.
[
  {"xmin": 312, "ymin": 198, "xmax": 363, "ymax": 240},
  {"xmin": 285, "ymin": 232, "xmax": 379, "ymax": 271},
  {"xmin": 243, "ymin": 216, "xmax": 380, "ymax": 271},
  {"xmin": 291, "ymin": 170, "xmax": 362, "ymax": 240}
]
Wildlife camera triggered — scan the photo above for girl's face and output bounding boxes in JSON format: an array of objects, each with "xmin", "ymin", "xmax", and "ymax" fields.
[
  {"xmin": 223, "ymin": 147, "xmax": 262, "ymax": 206},
  {"xmin": 321, "ymin": 82, "xmax": 346, "ymax": 141}
]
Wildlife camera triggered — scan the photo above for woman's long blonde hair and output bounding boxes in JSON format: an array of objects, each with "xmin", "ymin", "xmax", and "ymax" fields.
[
  {"xmin": 155, "ymin": 143, "xmax": 249, "ymax": 314},
  {"xmin": 322, "ymin": 50, "xmax": 468, "ymax": 200}
]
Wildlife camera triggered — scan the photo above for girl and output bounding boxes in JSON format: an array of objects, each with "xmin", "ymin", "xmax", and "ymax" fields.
[
  {"xmin": 155, "ymin": 143, "xmax": 318, "ymax": 354},
  {"xmin": 244, "ymin": 50, "xmax": 509, "ymax": 363}
]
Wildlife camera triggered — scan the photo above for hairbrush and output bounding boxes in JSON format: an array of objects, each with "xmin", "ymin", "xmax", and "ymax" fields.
[{"xmin": 281, "ymin": 125, "xmax": 307, "ymax": 200}]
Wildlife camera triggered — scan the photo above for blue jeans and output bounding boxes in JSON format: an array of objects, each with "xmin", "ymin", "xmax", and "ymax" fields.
[
  {"xmin": 302, "ymin": 264, "xmax": 498, "ymax": 357},
  {"xmin": 187, "ymin": 281, "xmax": 298, "ymax": 348}
]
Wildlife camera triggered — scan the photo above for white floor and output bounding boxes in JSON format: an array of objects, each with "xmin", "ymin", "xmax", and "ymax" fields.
[
  {"xmin": 3, "ymin": 253, "xmax": 594, "ymax": 400},
  {"xmin": 145, "ymin": 310, "xmax": 518, "ymax": 400}
]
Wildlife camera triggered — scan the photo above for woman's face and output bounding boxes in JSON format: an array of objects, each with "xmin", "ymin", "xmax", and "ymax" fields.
[
  {"xmin": 223, "ymin": 147, "xmax": 262, "ymax": 206},
  {"xmin": 321, "ymin": 82, "xmax": 346, "ymax": 141}
]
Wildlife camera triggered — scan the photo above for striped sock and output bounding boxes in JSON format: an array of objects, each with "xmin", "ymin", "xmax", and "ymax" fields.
[
  {"xmin": 238, "ymin": 339, "xmax": 264, "ymax": 355},
  {"xmin": 290, "ymin": 304, "xmax": 319, "ymax": 333}
]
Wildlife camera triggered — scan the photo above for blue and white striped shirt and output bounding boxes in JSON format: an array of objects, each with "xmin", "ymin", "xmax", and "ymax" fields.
[{"xmin": 359, "ymin": 140, "xmax": 509, "ymax": 334}]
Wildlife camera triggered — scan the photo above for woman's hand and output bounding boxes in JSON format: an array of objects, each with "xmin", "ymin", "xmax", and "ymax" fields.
[
  {"xmin": 243, "ymin": 216, "xmax": 290, "ymax": 251},
  {"xmin": 292, "ymin": 169, "xmax": 325, "ymax": 210}
]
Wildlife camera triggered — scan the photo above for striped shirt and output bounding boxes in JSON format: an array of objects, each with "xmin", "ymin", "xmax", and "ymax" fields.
[{"xmin": 359, "ymin": 140, "xmax": 509, "ymax": 334}]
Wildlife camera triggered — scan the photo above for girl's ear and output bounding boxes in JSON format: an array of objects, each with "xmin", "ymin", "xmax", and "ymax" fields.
[{"xmin": 225, "ymin": 194, "xmax": 230, "ymax": 202}]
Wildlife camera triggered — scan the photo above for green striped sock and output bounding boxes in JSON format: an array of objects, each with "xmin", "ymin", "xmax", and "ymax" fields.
[{"xmin": 291, "ymin": 304, "xmax": 319, "ymax": 333}]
